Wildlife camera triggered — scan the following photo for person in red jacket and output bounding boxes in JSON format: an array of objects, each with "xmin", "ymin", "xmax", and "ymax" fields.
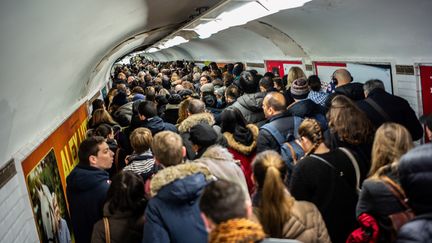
[{"xmin": 220, "ymin": 107, "xmax": 258, "ymax": 194}]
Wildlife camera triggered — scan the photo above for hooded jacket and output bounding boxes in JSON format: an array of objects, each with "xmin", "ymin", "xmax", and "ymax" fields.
[
  {"xmin": 230, "ymin": 92, "xmax": 266, "ymax": 125},
  {"xmin": 139, "ymin": 116, "xmax": 177, "ymax": 135},
  {"xmin": 194, "ymin": 145, "xmax": 250, "ymax": 201},
  {"xmin": 224, "ymin": 124, "xmax": 259, "ymax": 194},
  {"xmin": 66, "ymin": 164, "xmax": 110, "ymax": 243},
  {"xmin": 177, "ymin": 112, "xmax": 226, "ymax": 160},
  {"xmin": 143, "ymin": 163, "xmax": 214, "ymax": 243}
]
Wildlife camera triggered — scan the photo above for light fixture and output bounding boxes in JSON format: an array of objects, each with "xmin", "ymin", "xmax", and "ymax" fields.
[
  {"xmin": 194, "ymin": 0, "xmax": 312, "ymax": 39},
  {"xmin": 144, "ymin": 0, "xmax": 312, "ymax": 52}
]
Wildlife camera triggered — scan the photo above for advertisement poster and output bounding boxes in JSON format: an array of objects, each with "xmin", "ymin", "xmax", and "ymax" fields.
[
  {"xmin": 22, "ymin": 103, "xmax": 88, "ymax": 242},
  {"xmin": 26, "ymin": 149, "xmax": 72, "ymax": 243}
]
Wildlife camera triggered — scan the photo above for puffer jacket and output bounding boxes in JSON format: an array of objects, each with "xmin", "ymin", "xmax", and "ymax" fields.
[
  {"xmin": 396, "ymin": 213, "xmax": 432, "ymax": 243},
  {"xmin": 396, "ymin": 144, "xmax": 432, "ymax": 242},
  {"xmin": 143, "ymin": 163, "xmax": 215, "ymax": 243},
  {"xmin": 254, "ymin": 198, "xmax": 331, "ymax": 243},
  {"xmin": 230, "ymin": 92, "xmax": 266, "ymax": 125},
  {"xmin": 112, "ymin": 102, "xmax": 134, "ymax": 127},
  {"xmin": 194, "ymin": 145, "xmax": 250, "ymax": 201}
]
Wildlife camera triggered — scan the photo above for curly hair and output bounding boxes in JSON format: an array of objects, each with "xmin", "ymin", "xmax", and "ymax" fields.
[{"xmin": 327, "ymin": 95, "xmax": 374, "ymax": 145}]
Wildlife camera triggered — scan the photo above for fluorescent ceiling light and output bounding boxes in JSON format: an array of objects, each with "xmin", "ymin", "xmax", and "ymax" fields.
[
  {"xmin": 146, "ymin": 48, "xmax": 159, "ymax": 53},
  {"xmin": 194, "ymin": 0, "xmax": 311, "ymax": 39}
]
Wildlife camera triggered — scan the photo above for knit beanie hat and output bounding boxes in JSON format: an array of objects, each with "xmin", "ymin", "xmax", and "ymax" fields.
[
  {"xmin": 189, "ymin": 123, "xmax": 218, "ymax": 147},
  {"xmin": 290, "ymin": 78, "xmax": 310, "ymax": 100}
]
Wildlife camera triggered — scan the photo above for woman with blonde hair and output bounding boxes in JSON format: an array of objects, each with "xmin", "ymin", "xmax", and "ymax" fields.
[
  {"xmin": 354, "ymin": 123, "xmax": 413, "ymax": 242},
  {"xmin": 253, "ymin": 150, "xmax": 330, "ymax": 242},
  {"xmin": 284, "ymin": 66, "xmax": 306, "ymax": 105},
  {"xmin": 287, "ymin": 66, "xmax": 306, "ymax": 88},
  {"xmin": 290, "ymin": 118, "xmax": 360, "ymax": 243}
]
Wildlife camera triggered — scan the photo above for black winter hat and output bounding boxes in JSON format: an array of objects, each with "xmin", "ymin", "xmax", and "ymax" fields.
[{"xmin": 189, "ymin": 123, "xmax": 218, "ymax": 147}]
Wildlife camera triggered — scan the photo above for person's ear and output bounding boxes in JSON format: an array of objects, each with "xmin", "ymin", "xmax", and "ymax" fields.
[
  {"xmin": 89, "ymin": 155, "xmax": 98, "ymax": 166},
  {"xmin": 200, "ymin": 213, "xmax": 215, "ymax": 232},
  {"xmin": 182, "ymin": 146, "xmax": 187, "ymax": 157},
  {"xmin": 245, "ymin": 200, "xmax": 253, "ymax": 219},
  {"xmin": 251, "ymin": 174, "xmax": 256, "ymax": 187}
]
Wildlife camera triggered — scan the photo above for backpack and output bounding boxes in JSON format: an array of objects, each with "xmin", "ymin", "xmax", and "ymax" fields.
[
  {"xmin": 260, "ymin": 122, "xmax": 304, "ymax": 175},
  {"xmin": 293, "ymin": 114, "xmax": 328, "ymax": 138}
]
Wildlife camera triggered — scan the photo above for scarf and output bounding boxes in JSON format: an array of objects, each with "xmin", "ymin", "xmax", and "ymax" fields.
[{"xmin": 209, "ymin": 218, "xmax": 265, "ymax": 243}]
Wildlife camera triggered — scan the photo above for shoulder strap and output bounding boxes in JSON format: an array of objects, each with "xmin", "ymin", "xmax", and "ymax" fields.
[
  {"xmin": 261, "ymin": 123, "xmax": 286, "ymax": 146},
  {"xmin": 339, "ymin": 147, "xmax": 361, "ymax": 193},
  {"xmin": 293, "ymin": 116, "xmax": 303, "ymax": 138},
  {"xmin": 103, "ymin": 217, "xmax": 110, "ymax": 243},
  {"xmin": 310, "ymin": 154, "xmax": 343, "ymax": 176},
  {"xmin": 365, "ymin": 98, "xmax": 391, "ymax": 121},
  {"xmin": 381, "ymin": 176, "xmax": 411, "ymax": 209},
  {"xmin": 285, "ymin": 141, "xmax": 298, "ymax": 163}
]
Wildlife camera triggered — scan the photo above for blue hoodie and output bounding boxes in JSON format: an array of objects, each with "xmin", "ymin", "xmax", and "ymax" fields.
[{"xmin": 66, "ymin": 164, "xmax": 110, "ymax": 243}]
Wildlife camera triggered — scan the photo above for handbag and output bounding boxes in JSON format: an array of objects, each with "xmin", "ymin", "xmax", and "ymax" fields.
[
  {"xmin": 380, "ymin": 176, "xmax": 415, "ymax": 239},
  {"xmin": 103, "ymin": 217, "xmax": 111, "ymax": 243}
]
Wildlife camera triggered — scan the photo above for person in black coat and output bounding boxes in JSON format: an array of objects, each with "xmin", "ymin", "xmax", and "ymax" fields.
[
  {"xmin": 397, "ymin": 143, "xmax": 432, "ymax": 242},
  {"xmin": 66, "ymin": 136, "xmax": 113, "ymax": 243},
  {"xmin": 357, "ymin": 79, "xmax": 423, "ymax": 141},
  {"xmin": 290, "ymin": 118, "xmax": 359, "ymax": 243},
  {"xmin": 324, "ymin": 69, "xmax": 365, "ymax": 109}
]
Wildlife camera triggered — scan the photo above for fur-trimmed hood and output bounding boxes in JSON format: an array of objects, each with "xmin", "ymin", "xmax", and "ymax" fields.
[
  {"xmin": 224, "ymin": 124, "xmax": 259, "ymax": 155},
  {"xmin": 178, "ymin": 112, "xmax": 215, "ymax": 133},
  {"xmin": 150, "ymin": 162, "xmax": 215, "ymax": 198},
  {"xmin": 201, "ymin": 145, "xmax": 235, "ymax": 161}
]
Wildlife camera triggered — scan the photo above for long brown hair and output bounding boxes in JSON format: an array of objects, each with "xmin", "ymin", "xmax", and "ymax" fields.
[
  {"xmin": 327, "ymin": 95, "xmax": 374, "ymax": 145},
  {"xmin": 369, "ymin": 123, "xmax": 413, "ymax": 179},
  {"xmin": 91, "ymin": 108, "xmax": 117, "ymax": 127},
  {"xmin": 177, "ymin": 98, "xmax": 191, "ymax": 124},
  {"xmin": 298, "ymin": 118, "xmax": 324, "ymax": 156},
  {"xmin": 253, "ymin": 151, "xmax": 294, "ymax": 238}
]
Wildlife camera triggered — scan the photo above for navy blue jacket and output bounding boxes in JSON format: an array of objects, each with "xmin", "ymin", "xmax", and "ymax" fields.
[
  {"xmin": 66, "ymin": 164, "xmax": 110, "ymax": 243},
  {"xmin": 143, "ymin": 163, "xmax": 212, "ymax": 243}
]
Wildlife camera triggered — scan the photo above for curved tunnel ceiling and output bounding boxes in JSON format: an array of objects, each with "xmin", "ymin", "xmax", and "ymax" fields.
[
  {"xmin": 146, "ymin": 0, "xmax": 432, "ymax": 63},
  {"xmin": 0, "ymin": 0, "xmax": 223, "ymax": 163}
]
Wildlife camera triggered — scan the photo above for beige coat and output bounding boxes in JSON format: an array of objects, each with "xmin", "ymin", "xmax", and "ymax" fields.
[
  {"xmin": 255, "ymin": 200, "xmax": 331, "ymax": 243},
  {"xmin": 194, "ymin": 145, "xmax": 250, "ymax": 202}
]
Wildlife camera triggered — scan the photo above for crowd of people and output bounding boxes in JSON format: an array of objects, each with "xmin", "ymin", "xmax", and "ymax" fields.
[{"xmin": 65, "ymin": 57, "xmax": 432, "ymax": 243}]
